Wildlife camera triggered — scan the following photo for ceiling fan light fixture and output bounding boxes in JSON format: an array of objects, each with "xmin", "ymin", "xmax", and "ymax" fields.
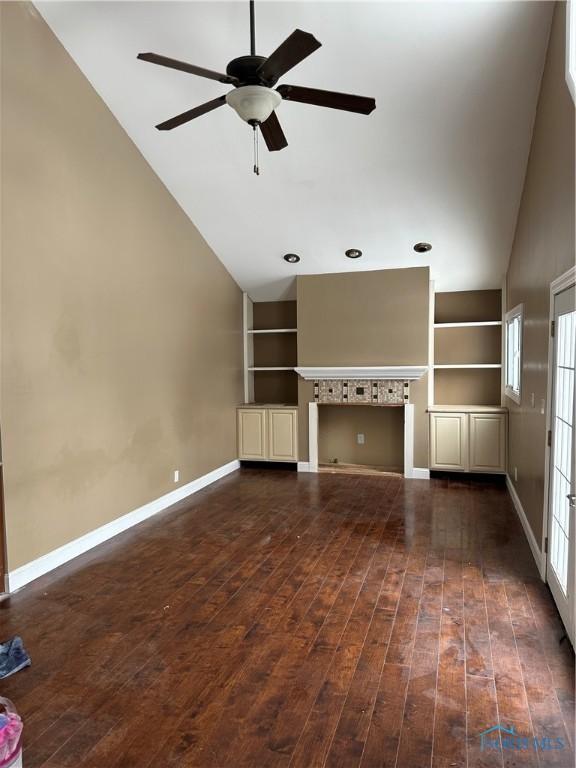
[{"xmin": 226, "ymin": 85, "xmax": 281, "ymax": 124}]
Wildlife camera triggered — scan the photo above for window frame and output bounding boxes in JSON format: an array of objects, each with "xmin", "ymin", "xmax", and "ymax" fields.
[{"xmin": 504, "ymin": 303, "xmax": 524, "ymax": 405}]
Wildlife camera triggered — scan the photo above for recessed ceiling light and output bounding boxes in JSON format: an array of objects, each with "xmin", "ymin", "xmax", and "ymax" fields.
[
  {"xmin": 283, "ymin": 253, "xmax": 300, "ymax": 263},
  {"xmin": 345, "ymin": 248, "xmax": 362, "ymax": 259},
  {"xmin": 414, "ymin": 242, "xmax": 432, "ymax": 253}
]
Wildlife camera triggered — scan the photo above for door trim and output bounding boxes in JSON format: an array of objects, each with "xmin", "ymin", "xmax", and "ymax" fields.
[
  {"xmin": 0, "ymin": 464, "xmax": 7, "ymax": 595},
  {"xmin": 541, "ymin": 266, "xmax": 576, "ymax": 582}
]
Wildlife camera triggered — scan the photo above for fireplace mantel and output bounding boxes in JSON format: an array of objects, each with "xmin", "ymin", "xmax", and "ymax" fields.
[{"xmin": 294, "ymin": 366, "xmax": 428, "ymax": 381}]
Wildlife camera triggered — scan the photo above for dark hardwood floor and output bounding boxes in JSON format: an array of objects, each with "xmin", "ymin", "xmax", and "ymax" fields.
[{"xmin": 0, "ymin": 469, "xmax": 573, "ymax": 767}]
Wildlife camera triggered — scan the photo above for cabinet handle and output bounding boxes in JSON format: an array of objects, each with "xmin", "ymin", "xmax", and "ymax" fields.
[{"xmin": 568, "ymin": 494, "xmax": 576, "ymax": 509}]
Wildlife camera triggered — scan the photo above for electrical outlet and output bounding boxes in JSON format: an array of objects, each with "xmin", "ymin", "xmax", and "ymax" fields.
[
  {"xmin": 357, "ymin": 433, "xmax": 365, "ymax": 445},
  {"xmin": 173, "ymin": 470, "xmax": 180, "ymax": 483},
  {"xmin": 514, "ymin": 466, "xmax": 518, "ymax": 482}
]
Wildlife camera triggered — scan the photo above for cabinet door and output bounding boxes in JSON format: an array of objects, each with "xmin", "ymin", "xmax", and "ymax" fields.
[
  {"xmin": 238, "ymin": 409, "xmax": 267, "ymax": 460},
  {"xmin": 469, "ymin": 413, "xmax": 506, "ymax": 473},
  {"xmin": 268, "ymin": 409, "xmax": 298, "ymax": 462},
  {"xmin": 430, "ymin": 413, "xmax": 468, "ymax": 471}
]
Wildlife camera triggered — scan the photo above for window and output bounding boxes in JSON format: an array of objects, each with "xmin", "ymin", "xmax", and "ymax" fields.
[
  {"xmin": 568, "ymin": 1, "xmax": 576, "ymax": 104},
  {"xmin": 505, "ymin": 304, "xmax": 523, "ymax": 404}
]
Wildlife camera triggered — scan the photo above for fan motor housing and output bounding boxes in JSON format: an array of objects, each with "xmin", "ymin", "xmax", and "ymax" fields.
[{"xmin": 226, "ymin": 55, "xmax": 273, "ymax": 86}]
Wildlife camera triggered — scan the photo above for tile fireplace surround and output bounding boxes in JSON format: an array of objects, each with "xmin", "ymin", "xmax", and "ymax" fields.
[{"xmin": 295, "ymin": 367, "xmax": 429, "ymax": 479}]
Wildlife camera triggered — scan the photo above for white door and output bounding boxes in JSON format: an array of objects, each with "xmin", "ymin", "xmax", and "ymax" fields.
[{"xmin": 547, "ymin": 284, "xmax": 575, "ymax": 645}]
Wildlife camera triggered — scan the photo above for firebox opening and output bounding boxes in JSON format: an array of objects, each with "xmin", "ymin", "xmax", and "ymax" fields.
[{"xmin": 318, "ymin": 404, "xmax": 405, "ymax": 476}]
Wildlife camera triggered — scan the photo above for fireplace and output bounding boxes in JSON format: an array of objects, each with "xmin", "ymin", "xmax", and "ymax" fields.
[{"xmin": 294, "ymin": 366, "xmax": 428, "ymax": 479}]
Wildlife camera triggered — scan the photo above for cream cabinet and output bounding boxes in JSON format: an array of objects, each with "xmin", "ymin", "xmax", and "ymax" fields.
[
  {"xmin": 237, "ymin": 408, "xmax": 267, "ymax": 460},
  {"xmin": 268, "ymin": 408, "xmax": 298, "ymax": 461},
  {"xmin": 430, "ymin": 412, "xmax": 468, "ymax": 471},
  {"xmin": 469, "ymin": 413, "xmax": 507, "ymax": 472},
  {"xmin": 237, "ymin": 406, "xmax": 298, "ymax": 462},
  {"xmin": 429, "ymin": 408, "xmax": 507, "ymax": 474}
]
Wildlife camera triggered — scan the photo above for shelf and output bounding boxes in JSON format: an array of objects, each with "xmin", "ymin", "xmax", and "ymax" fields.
[
  {"xmin": 248, "ymin": 328, "xmax": 297, "ymax": 334},
  {"xmin": 434, "ymin": 367, "xmax": 502, "ymax": 406},
  {"xmin": 240, "ymin": 402, "xmax": 298, "ymax": 408},
  {"xmin": 434, "ymin": 321, "xmax": 501, "ymax": 328},
  {"xmin": 434, "ymin": 290, "xmax": 502, "ymax": 324},
  {"xmin": 434, "ymin": 364, "xmax": 501, "ymax": 369},
  {"xmin": 428, "ymin": 405, "xmax": 507, "ymax": 413},
  {"xmin": 248, "ymin": 367, "xmax": 295, "ymax": 372}
]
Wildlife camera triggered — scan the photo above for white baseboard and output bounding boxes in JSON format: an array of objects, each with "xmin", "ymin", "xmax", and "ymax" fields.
[
  {"xmin": 7, "ymin": 459, "xmax": 240, "ymax": 593},
  {"xmin": 506, "ymin": 474, "xmax": 544, "ymax": 579},
  {"xmin": 407, "ymin": 467, "xmax": 431, "ymax": 480},
  {"xmin": 297, "ymin": 462, "xmax": 311, "ymax": 472}
]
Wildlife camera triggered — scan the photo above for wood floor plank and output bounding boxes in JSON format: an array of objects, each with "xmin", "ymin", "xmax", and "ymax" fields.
[
  {"xmin": 315, "ymin": 556, "xmax": 397, "ymax": 766},
  {"xmin": 484, "ymin": 581, "xmax": 532, "ymax": 725},
  {"xmin": 224, "ymin": 502, "xmax": 389, "ymax": 767},
  {"xmin": 359, "ymin": 662, "xmax": 410, "ymax": 768},
  {"xmin": 0, "ymin": 470, "xmax": 570, "ymax": 768},
  {"xmin": 523, "ymin": 580, "xmax": 576, "ymax": 751},
  {"xmin": 466, "ymin": 673, "xmax": 504, "ymax": 768},
  {"xmin": 432, "ymin": 560, "xmax": 466, "ymax": 768},
  {"xmin": 463, "ymin": 577, "xmax": 493, "ymax": 679},
  {"xmin": 506, "ymin": 584, "xmax": 575, "ymax": 768},
  {"xmin": 146, "ymin": 494, "xmax": 365, "ymax": 767},
  {"xmin": 394, "ymin": 650, "xmax": 438, "ymax": 768},
  {"xmin": 384, "ymin": 571, "xmax": 424, "ymax": 665}
]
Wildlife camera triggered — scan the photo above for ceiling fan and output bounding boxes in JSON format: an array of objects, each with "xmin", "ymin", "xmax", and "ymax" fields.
[{"xmin": 138, "ymin": 0, "xmax": 376, "ymax": 172}]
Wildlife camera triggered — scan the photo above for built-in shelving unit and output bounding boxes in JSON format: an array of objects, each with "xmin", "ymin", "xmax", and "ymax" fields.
[
  {"xmin": 433, "ymin": 289, "xmax": 502, "ymax": 406},
  {"xmin": 243, "ymin": 295, "xmax": 298, "ymax": 405}
]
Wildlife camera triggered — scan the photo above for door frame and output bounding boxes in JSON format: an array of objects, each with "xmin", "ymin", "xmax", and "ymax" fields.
[
  {"xmin": 0, "ymin": 464, "xmax": 6, "ymax": 595},
  {"xmin": 541, "ymin": 265, "xmax": 576, "ymax": 582}
]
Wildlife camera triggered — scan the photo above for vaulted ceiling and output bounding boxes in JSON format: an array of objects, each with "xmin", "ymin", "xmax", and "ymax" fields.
[{"xmin": 37, "ymin": 1, "xmax": 552, "ymax": 300}]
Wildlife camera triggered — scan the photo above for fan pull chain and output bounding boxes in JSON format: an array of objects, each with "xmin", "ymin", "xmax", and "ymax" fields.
[{"xmin": 253, "ymin": 124, "xmax": 260, "ymax": 175}]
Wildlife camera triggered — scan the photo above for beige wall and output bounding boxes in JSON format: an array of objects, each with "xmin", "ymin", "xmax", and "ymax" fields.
[
  {"xmin": 297, "ymin": 268, "xmax": 429, "ymax": 366},
  {"xmin": 506, "ymin": 3, "xmax": 575, "ymax": 544},
  {"xmin": 297, "ymin": 268, "xmax": 430, "ymax": 466},
  {"xmin": 0, "ymin": 3, "xmax": 243, "ymax": 570}
]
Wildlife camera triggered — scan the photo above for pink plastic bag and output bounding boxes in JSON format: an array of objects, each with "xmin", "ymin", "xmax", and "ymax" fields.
[{"xmin": 0, "ymin": 698, "xmax": 22, "ymax": 768}]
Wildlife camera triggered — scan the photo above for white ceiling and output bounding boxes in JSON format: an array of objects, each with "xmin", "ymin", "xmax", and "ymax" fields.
[{"xmin": 37, "ymin": 1, "xmax": 552, "ymax": 301}]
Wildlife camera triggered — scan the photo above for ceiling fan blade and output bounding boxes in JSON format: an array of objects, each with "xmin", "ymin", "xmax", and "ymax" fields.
[
  {"xmin": 138, "ymin": 53, "xmax": 238, "ymax": 85},
  {"xmin": 259, "ymin": 112, "xmax": 288, "ymax": 152},
  {"xmin": 277, "ymin": 84, "xmax": 376, "ymax": 115},
  {"xmin": 257, "ymin": 30, "xmax": 321, "ymax": 84},
  {"xmin": 155, "ymin": 95, "xmax": 227, "ymax": 130}
]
